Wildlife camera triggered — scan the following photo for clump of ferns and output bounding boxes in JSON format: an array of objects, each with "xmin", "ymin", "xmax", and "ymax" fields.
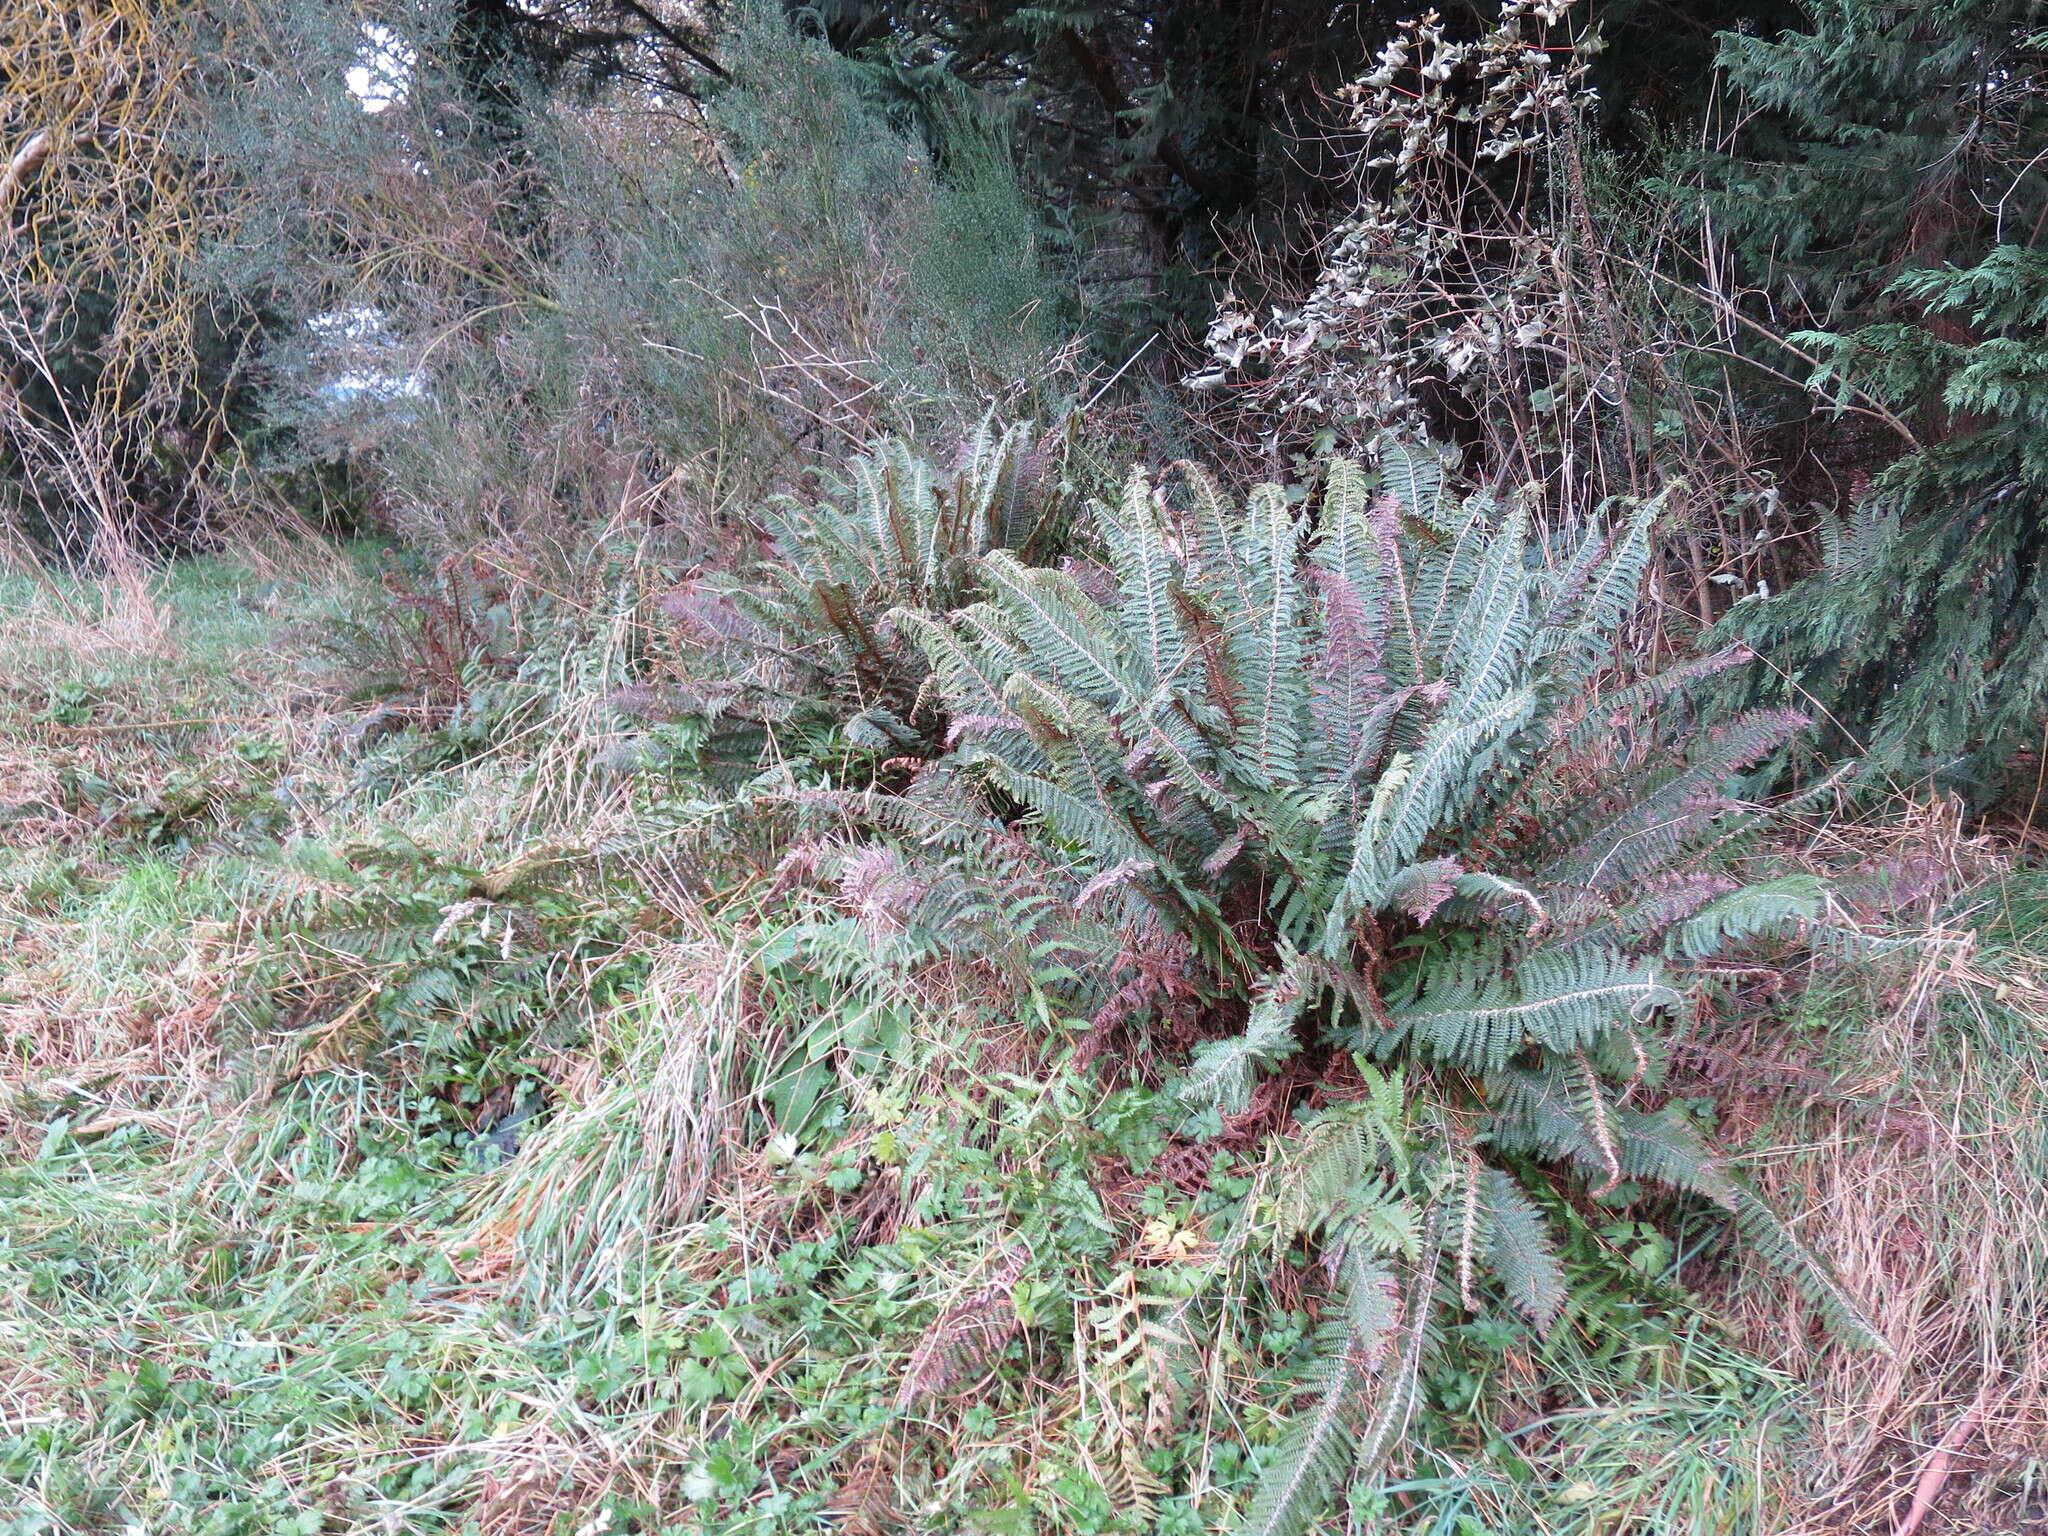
[
  {"xmin": 773, "ymin": 761, "xmax": 1206, "ymax": 1073},
  {"xmin": 878, "ymin": 446, "xmax": 1883, "ymax": 1535},
  {"xmin": 659, "ymin": 416, "xmax": 1076, "ymax": 759}
]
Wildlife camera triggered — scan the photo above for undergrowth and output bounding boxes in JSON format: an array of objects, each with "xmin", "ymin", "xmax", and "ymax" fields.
[{"xmin": 0, "ymin": 497, "xmax": 2040, "ymax": 1535}]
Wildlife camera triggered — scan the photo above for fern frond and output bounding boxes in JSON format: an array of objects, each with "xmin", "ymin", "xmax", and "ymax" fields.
[
  {"xmin": 979, "ymin": 552, "xmax": 1143, "ymax": 710},
  {"xmin": 892, "ymin": 606, "xmax": 1013, "ymax": 715},
  {"xmin": 975, "ymin": 755, "xmax": 1153, "ymax": 871},
  {"xmin": 1381, "ymin": 858, "xmax": 1463, "ymax": 922},
  {"xmin": 1412, "ymin": 492, "xmax": 1495, "ymax": 664},
  {"xmin": 1538, "ymin": 709, "xmax": 1806, "ymax": 892},
  {"xmin": 1309, "ymin": 460, "xmax": 1384, "ymax": 595},
  {"xmin": 1539, "ymin": 493, "xmax": 1661, "ymax": 689},
  {"xmin": 1234, "ymin": 1244, "xmax": 1425, "ymax": 1536},
  {"xmin": 1324, "ymin": 691, "xmax": 1535, "ymax": 946},
  {"xmin": 1666, "ymin": 875, "xmax": 1824, "ymax": 959},
  {"xmin": 1491, "ymin": 1065, "xmax": 1885, "ymax": 1349},
  {"xmin": 1375, "ymin": 438, "xmax": 1445, "ymax": 520},
  {"xmin": 1176, "ymin": 460, "xmax": 1261, "ymax": 621},
  {"xmin": 1179, "ymin": 954, "xmax": 1310, "ymax": 1117},
  {"xmin": 1100, "ymin": 468, "xmax": 1188, "ymax": 689},
  {"xmin": 1248, "ymin": 1085, "xmax": 1414, "ymax": 1252},
  {"xmin": 1307, "ymin": 569, "xmax": 1391, "ymax": 783},
  {"xmin": 1615, "ymin": 1106, "xmax": 1888, "ymax": 1351},
  {"xmin": 1239, "ymin": 484, "xmax": 1309, "ymax": 790},
  {"xmin": 1479, "ymin": 1169, "xmax": 1566, "ymax": 1332},
  {"xmin": 1384, "ymin": 946, "xmax": 1679, "ymax": 1074},
  {"xmin": 1445, "ymin": 503, "xmax": 1536, "ymax": 705}
]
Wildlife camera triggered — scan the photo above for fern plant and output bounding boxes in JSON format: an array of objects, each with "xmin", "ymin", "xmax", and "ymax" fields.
[
  {"xmin": 711, "ymin": 414, "xmax": 1073, "ymax": 750},
  {"xmin": 889, "ymin": 447, "xmax": 1879, "ymax": 1534}
]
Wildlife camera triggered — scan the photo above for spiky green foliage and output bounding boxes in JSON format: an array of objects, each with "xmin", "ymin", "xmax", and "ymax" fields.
[
  {"xmin": 660, "ymin": 420, "xmax": 1075, "ymax": 756},
  {"xmin": 1237, "ymin": 1243, "xmax": 1431, "ymax": 1536},
  {"xmin": 206, "ymin": 2, "xmax": 1081, "ymax": 547},
  {"xmin": 1669, "ymin": 4, "xmax": 2048, "ymax": 793},
  {"xmin": 1686, "ymin": 0, "xmax": 2046, "ymax": 323},
  {"xmin": 891, "ymin": 451, "xmax": 1880, "ymax": 1528},
  {"xmin": 738, "ymin": 418, "xmax": 1071, "ymax": 722},
  {"xmin": 902, "ymin": 452, "xmax": 1806, "ymax": 1012}
]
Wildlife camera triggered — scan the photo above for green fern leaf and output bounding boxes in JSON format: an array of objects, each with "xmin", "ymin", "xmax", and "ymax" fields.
[
  {"xmin": 1667, "ymin": 875, "xmax": 1824, "ymax": 959},
  {"xmin": 1180, "ymin": 955, "xmax": 1310, "ymax": 1117},
  {"xmin": 1479, "ymin": 1169, "xmax": 1566, "ymax": 1332},
  {"xmin": 1383, "ymin": 946, "xmax": 1679, "ymax": 1073},
  {"xmin": 1235, "ymin": 1245, "xmax": 1425, "ymax": 1536}
]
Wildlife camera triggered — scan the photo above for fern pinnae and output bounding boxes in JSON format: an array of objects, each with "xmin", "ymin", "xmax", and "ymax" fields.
[
  {"xmin": 1178, "ymin": 953, "xmax": 1311, "ymax": 1117},
  {"xmin": 1175, "ymin": 460, "xmax": 1262, "ymax": 621},
  {"xmin": 1573, "ymin": 1047, "xmax": 1623, "ymax": 1191},
  {"xmin": 757, "ymin": 496, "xmax": 836, "ymax": 589},
  {"xmin": 1540, "ymin": 708, "xmax": 1806, "ymax": 890},
  {"xmin": 1537, "ymin": 516, "xmax": 1616, "ymax": 631},
  {"xmin": 951, "ymin": 602, "xmax": 1034, "ymax": 680},
  {"xmin": 1385, "ymin": 946, "xmax": 1680, "ymax": 1074},
  {"xmin": 847, "ymin": 439, "xmax": 906, "ymax": 579},
  {"xmin": 1446, "ymin": 509, "xmax": 1538, "ymax": 707},
  {"xmin": 1667, "ymin": 875, "xmax": 1824, "ymax": 959},
  {"xmin": 1479, "ymin": 1169, "xmax": 1566, "ymax": 1332},
  {"xmin": 976, "ymin": 754, "xmax": 1150, "ymax": 871},
  {"xmin": 1451, "ymin": 870, "xmax": 1548, "ymax": 928},
  {"xmin": 1310, "ymin": 457, "xmax": 1380, "ymax": 593},
  {"xmin": 1556, "ymin": 644, "xmax": 1758, "ymax": 758},
  {"xmin": 1615, "ymin": 1107, "xmax": 1889, "ymax": 1351},
  {"xmin": 1003, "ymin": 673, "xmax": 1159, "ymax": 849},
  {"xmin": 1110, "ymin": 468, "xmax": 1187, "ymax": 689},
  {"xmin": 1375, "ymin": 494, "xmax": 1429, "ymax": 688},
  {"xmin": 1325, "ymin": 690, "xmax": 1533, "ymax": 946},
  {"xmin": 1235, "ymin": 1244, "xmax": 1423, "ymax": 1536},
  {"xmin": 979, "ymin": 553, "xmax": 1141, "ymax": 709},
  {"xmin": 1236, "ymin": 1349, "xmax": 1363, "ymax": 1536},
  {"xmin": 1723, "ymin": 1183, "xmax": 1890, "ymax": 1353},
  {"xmin": 1452, "ymin": 1146, "xmax": 1485, "ymax": 1310},
  {"xmin": 1241, "ymin": 483, "xmax": 1308, "ymax": 789},
  {"xmin": 1412, "ymin": 492, "xmax": 1493, "ymax": 661},
  {"xmin": 1549, "ymin": 493, "xmax": 1658, "ymax": 636},
  {"xmin": 893, "ymin": 607, "xmax": 1009, "ymax": 715},
  {"xmin": 1320, "ymin": 754, "xmax": 1413, "ymax": 953},
  {"xmin": 1339, "ymin": 679, "xmax": 1444, "ymax": 790},
  {"xmin": 1172, "ymin": 583, "xmax": 1245, "ymax": 730},
  {"xmin": 1308, "ymin": 568, "xmax": 1391, "ymax": 785},
  {"xmin": 1374, "ymin": 438, "xmax": 1445, "ymax": 520}
]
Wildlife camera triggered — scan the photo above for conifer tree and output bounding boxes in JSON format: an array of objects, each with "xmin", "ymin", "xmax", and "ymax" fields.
[{"xmin": 1684, "ymin": 2, "xmax": 2048, "ymax": 792}]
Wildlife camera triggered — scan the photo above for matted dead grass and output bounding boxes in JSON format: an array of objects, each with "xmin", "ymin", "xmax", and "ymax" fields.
[{"xmin": 1686, "ymin": 804, "xmax": 2048, "ymax": 1535}]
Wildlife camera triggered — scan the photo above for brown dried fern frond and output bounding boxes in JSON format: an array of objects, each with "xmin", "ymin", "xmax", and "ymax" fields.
[{"xmin": 895, "ymin": 1243, "xmax": 1031, "ymax": 1410}]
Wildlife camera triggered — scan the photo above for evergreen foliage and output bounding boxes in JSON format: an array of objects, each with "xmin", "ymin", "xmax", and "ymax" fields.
[
  {"xmin": 734, "ymin": 418, "xmax": 1074, "ymax": 730},
  {"xmin": 1679, "ymin": 2, "xmax": 2048, "ymax": 791},
  {"xmin": 1689, "ymin": 0, "xmax": 2047, "ymax": 325},
  {"xmin": 1722, "ymin": 241, "xmax": 2048, "ymax": 789},
  {"xmin": 11, "ymin": 3, "xmax": 2041, "ymax": 1529}
]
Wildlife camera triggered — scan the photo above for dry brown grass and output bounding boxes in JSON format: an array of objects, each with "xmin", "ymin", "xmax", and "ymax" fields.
[{"xmin": 1686, "ymin": 805, "xmax": 2048, "ymax": 1534}]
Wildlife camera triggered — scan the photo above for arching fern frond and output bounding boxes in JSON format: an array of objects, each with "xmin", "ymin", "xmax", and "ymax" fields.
[{"xmin": 1380, "ymin": 945, "xmax": 1680, "ymax": 1073}]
